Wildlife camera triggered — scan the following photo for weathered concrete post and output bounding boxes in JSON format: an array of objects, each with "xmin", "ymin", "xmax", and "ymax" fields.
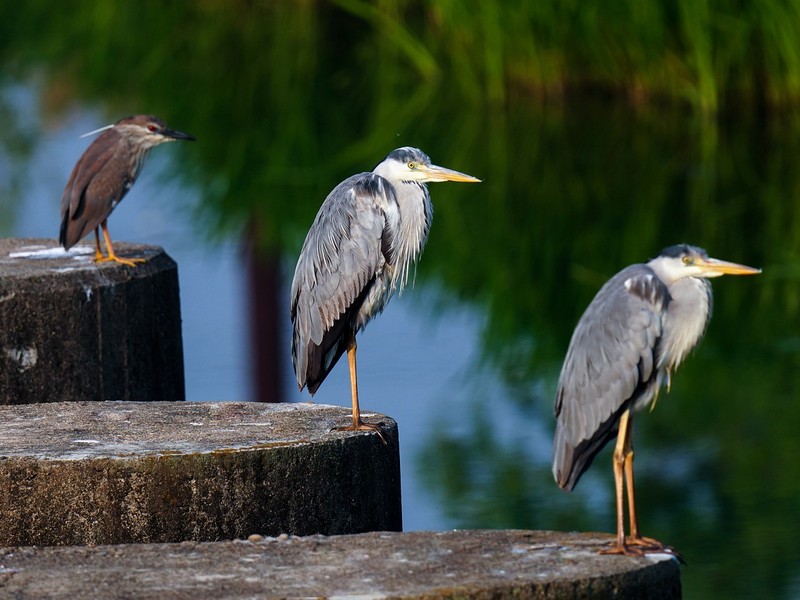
[
  {"xmin": 0, "ymin": 531, "xmax": 681, "ymax": 599},
  {"xmin": 0, "ymin": 401, "xmax": 401, "ymax": 546},
  {"xmin": 0, "ymin": 238, "xmax": 184, "ymax": 403}
]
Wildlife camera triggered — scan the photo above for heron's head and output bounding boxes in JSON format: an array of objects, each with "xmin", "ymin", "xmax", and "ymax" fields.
[
  {"xmin": 649, "ymin": 244, "xmax": 761, "ymax": 283},
  {"xmin": 375, "ymin": 147, "xmax": 481, "ymax": 185}
]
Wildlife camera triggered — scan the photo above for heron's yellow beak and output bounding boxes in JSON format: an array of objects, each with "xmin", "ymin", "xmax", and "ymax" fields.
[
  {"xmin": 423, "ymin": 164, "xmax": 482, "ymax": 183},
  {"xmin": 699, "ymin": 257, "xmax": 762, "ymax": 276}
]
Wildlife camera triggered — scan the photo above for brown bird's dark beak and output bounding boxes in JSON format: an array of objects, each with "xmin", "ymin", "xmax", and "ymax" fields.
[{"xmin": 164, "ymin": 128, "xmax": 196, "ymax": 142}]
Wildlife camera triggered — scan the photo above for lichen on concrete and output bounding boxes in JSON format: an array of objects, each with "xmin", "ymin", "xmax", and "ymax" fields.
[
  {"xmin": 0, "ymin": 238, "xmax": 184, "ymax": 404},
  {"xmin": 0, "ymin": 530, "xmax": 681, "ymax": 599},
  {"xmin": 0, "ymin": 401, "xmax": 401, "ymax": 545}
]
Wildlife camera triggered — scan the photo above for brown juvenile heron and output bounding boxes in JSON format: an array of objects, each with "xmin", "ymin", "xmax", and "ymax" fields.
[
  {"xmin": 291, "ymin": 147, "xmax": 480, "ymax": 437},
  {"xmin": 553, "ymin": 244, "xmax": 760, "ymax": 557},
  {"xmin": 59, "ymin": 114, "xmax": 195, "ymax": 266}
]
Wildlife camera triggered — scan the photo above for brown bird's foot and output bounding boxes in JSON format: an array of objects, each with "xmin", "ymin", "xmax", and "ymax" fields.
[
  {"xmin": 96, "ymin": 254, "xmax": 145, "ymax": 268},
  {"xmin": 331, "ymin": 421, "xmax": 387, "ymax": 445}
]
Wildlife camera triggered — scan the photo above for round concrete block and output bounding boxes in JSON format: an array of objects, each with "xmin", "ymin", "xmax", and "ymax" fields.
[
  {"xmin": 0, "ymin": 401, "xmax": 400, "ymax": 546},
  {"xmin": 0, "ymin": 530, "xmax": 681, "ymax": 599},
  {"xmin": 0, "ymin": 238, "xmax": 184, "ymax": 404}
]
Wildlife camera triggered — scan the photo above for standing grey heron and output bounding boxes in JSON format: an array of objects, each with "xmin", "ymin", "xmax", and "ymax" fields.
[
  {"xmin": 291, "ymin": 147, "xmax": 480, "ymax": 437},
  {"xmin": 553, "ymin": 244, "xmax": 760, "ymax": 557},
  {"xmin": 60, "ymin": 114, "xmax": 195, "ymax": 267}
]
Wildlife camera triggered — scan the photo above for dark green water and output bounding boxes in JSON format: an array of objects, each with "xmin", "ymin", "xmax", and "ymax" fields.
[{"xmin": 2, "ymin": 4, "xmax": 800, "ymax": 599}]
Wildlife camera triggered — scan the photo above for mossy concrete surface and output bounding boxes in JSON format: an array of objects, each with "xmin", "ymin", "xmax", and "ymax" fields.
[
  {"xmin": 0, "ymin": 530, "xmax": 681, "ymax": 599},
  {"xmin": 0, "ymin": 238, "xmax": 184, "ymax": 404},
  {"xmin": 0, "ymin": 401, "xmax": 400, "ymax": 546}
]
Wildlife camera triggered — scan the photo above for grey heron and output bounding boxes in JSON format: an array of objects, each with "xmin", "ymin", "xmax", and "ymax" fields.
[
  {"xmin": 291, "ymin": 147, "xmax": 480, "ymax": 437},
  {"xmin": 553, "ymin": 244, "xmax": 760, "ymax": 556},
  {"xmin": 60, "ymin": 115, "xmax": 195, "ymax": 267}
]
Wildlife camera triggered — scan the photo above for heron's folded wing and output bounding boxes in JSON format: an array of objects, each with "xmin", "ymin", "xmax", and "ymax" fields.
[
  {"xmin": 290, "ymin": 173, "xmax": 400, "ymax": 390},
  {"xmin": 553, "ymin": 265, "xmax": 669, "ymax": 490}
]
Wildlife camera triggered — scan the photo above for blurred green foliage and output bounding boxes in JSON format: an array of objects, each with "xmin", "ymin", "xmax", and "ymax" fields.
[{"xmin": 4, "ymin": 1, "xmax": 800, "ymax": 241}]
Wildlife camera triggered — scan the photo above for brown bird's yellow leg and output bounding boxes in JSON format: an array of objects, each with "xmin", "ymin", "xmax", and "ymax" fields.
[
  {"xmin": 96, "ymin": 220, "xmax": 144, "ymax": 267},
  {"xmin": 331, "ymin": 338, "xmax": 386, "ymax": 443},
  {"xmin": 93, "ymin": 228, "xmax": 104, "ymax": 261}
]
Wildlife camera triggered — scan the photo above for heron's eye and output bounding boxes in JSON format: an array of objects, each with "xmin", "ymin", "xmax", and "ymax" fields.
[
  {"xmin": 682, "ymin": 256, "xmax": 692, "ymax": 265},
  {"xmin": 408, "ymin": 162, "xmax": 416, "ymax": 170},
  {"xmin": 147, "ymin": 125, "xmax": 158, "ymax": 132}
]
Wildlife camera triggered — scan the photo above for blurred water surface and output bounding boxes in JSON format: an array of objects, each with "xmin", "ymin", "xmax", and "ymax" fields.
[{"xmin": 2, "ymin": 4, "xmax": 800, "ymax": 599}]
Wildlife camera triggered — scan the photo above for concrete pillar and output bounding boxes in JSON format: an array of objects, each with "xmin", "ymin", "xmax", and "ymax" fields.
[
  {"xmin": 0, "ymin": 531, "xmax": 681, "ymax": 599},
  {"xmin": 0, "ymin": 401, "xmax": 400, "ymax": 546},
  {"xmin": 0, "ymin": 238, "xmax": 184, "ymax": 403}
]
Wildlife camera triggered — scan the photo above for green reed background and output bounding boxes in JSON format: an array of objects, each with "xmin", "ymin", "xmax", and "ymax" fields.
[{"xmin": 5, "ymin": 0, "xmax": 800, "ymax": 238}]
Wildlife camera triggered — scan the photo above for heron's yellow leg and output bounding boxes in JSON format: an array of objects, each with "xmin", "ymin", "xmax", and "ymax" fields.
[
  {"xmin": 601, "ymin": 409, "xmax": 632, "ymax": 556},
  {"xmin": 331, "ymin": 339, "xmax": 386, "ymax": 443},
  {"xmin": 625, "ymin": 443, "xmax": 662, "ymax": 549},
  {"xmin": 96, "ymin": 220, "xmax": 144, "ymax": 267},
  {"xmin": 348, "ymin": 341, "xmax": 361, "ymax": 429},
  {"xmin": 600, "ymin": 409, "xmax": 682, "ymax": 561}
]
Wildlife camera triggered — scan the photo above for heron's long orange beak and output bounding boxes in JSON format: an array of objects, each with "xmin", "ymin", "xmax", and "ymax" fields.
[
  {"xmin": 424, "ymin": 164, "xmax": 482, "ymax": 183},
  {"xmin": 699, "ymin": 257, "xmax": 762, "ymax": 276}
]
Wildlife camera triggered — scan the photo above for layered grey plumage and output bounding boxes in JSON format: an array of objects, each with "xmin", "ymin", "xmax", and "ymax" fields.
[
  {"xmin": 553, "ymin": 244, "xmax": 756, "ymax": 492},
  {"xmin": 290, "ymin": 147, "xmax": 479, "ymax": 397},
  {"xmin": 552, "ymin": 244, "xmax": 760, "ymax": 557},
  {"xmin": 290, "ymin": 169, "xmax": 407, "ymax": 393}
]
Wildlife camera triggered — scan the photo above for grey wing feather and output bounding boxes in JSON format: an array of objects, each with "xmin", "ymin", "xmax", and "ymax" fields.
[
  {"xmin": 553, "ymin": 264, "xmax": 669, "ymax": 491},
  {"xmin": 290, "ymin": 173, "xmax": 399, "ymax": 393}
]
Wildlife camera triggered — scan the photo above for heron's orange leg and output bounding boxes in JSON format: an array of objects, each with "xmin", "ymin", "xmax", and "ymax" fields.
[
  {"xmin": 95, "ymin": 220, "xmax": 144, "ymax": 267},
  {"xmin": 601, "ymin": 410, "xmax": 680, "ymax": 559},
  {"xmin": 625, "ymin": 446, "xmax": 662, "ymax": 550},
  {"xmin": 601, "ymin": 409, "xmax": 633, "ymax": 556},
  {"xmin": 331, "ymin": 339, "xmax": 386, "ymax": 444}
]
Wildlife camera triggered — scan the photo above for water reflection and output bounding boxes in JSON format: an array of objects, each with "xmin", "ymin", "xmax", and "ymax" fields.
[{"xmin": 1, "ymin": 4, "xmax": 800, "ymax": 599}]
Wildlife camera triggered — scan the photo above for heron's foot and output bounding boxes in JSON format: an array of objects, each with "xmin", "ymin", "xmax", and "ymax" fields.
[
  {"xmin": 600, "ymin": 538, "xmax": 685, "ymax": 564},
  {"xmin": 627, "ymin": 535, "xmax": 665, "ymax": 549},
  {"xmin": 96, "ymin": 254, "xmax": 145, "ymax": 267},
  {"xmin": 331, "ymin": 421, "xmax": 387, "ymax": 445}
]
